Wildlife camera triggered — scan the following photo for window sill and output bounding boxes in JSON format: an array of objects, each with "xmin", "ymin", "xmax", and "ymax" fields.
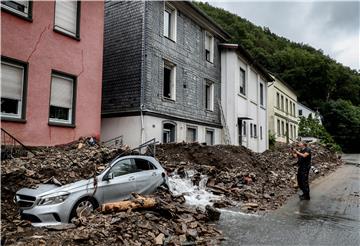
[
  {"xmin": 237, "ymin": 93, "xmax": 247, "ymax": 100},
  {"xmin": 1, "ymin": 7, "xmax": 33, "ymax": 22},
  {"xmin": 260, "ymin": 105, "xmax": 266, "ymax": 110},
  {"xmin": 162, "ymin": 97, "xmax": 176, "ymax": 103},
  {"xmin": 206, "ymin": 60, "xmax": 214, "ymax": 65},
  {"xmin": 205, "ymin": 109, "xmax": 214, "ymax": 113},
  {"xmin": 48, "ymin": 121, "xmax": 76, "ymax": 128},
  {"xmin": 164, "ymin": 36, "xmax": 176, "ymax": 43},
  {"xmin": 1, "ymin": 117, "xmax": 26, "ymax": 123},
  {"xmin": 53, "ymin": 28, "xmax": 80, "ymax": 41}
]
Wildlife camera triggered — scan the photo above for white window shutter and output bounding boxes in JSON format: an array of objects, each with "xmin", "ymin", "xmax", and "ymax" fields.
[
  {"xmin": 55, "ymin": 1, "xmax": 77, "ymax": 35},
  {"xmin": 50, "ymin": 75, "xmax": 73, "ymax": 108},
  {"xmin": 1, "ymin": 63, "xmax": 23, "ymax": 100}
]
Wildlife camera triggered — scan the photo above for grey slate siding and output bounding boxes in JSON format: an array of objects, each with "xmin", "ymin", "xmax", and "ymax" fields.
[
  {"xmin": 143, "ymin": 1, "xmax": 221, "ymax": 126},
  {"xmin": 102, "ymin": 1, "xmax": 145, "ymax": 114},
  {"xmin": 102, "ymin": 1, "xmax": 222, "ymax": 126}
]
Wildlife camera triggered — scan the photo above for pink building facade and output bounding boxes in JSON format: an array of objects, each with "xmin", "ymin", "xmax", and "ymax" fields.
[{"xmin": 1, "ymin": 1, "xmax": 104, "ymax": 146}]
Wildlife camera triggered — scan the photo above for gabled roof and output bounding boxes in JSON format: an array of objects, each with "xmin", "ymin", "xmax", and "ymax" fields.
[
  {"xmin": 269, "ymin": 73, "xmax": 299, "ymax": 97},
  {"xmin": 219, "ymin": 43, "xmax": 274, "ymax": 82},
  {"xmin": 170, "ymin": 1, "xmax": 231, "ymax": 41}
]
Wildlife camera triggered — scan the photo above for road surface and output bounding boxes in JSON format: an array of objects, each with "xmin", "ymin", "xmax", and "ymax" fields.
[{"xmin": 218, "ymin": 161, "xmax": 360, "ymax": 245}]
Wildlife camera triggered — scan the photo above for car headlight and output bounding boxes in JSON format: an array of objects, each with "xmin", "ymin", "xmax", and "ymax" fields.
[{"xmin": 38, "ymin": 192, "xmax": 70, "ymax": 206}]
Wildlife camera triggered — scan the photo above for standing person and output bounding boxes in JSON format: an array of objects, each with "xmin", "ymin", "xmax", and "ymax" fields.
[{"xmin": 292, "ymin": 141, "xmax": 312, "ymax": 200}]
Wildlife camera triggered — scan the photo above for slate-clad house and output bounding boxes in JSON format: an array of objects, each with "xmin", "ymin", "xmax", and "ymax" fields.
[{"xmin": 101, "ymin": 1, "xmax": 230, "ymax": 147}]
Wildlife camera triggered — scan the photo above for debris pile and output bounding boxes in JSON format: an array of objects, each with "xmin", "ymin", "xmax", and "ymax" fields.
[{"xmin": 156, "ymin": 142, "xmax": 343, "ymax": 212}]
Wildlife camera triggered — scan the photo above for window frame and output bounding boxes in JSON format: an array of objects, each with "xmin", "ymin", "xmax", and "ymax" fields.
[
  {"xmin": 48, "ymin": 70, "xmax": 77, "ymax": 127},
  {"xmin": 205, "ymin": 31, "xmax": 214, "ymax": 63},
  {"xmin": 250, "ymin": 123, "xmax": 253, "ymax": 138},
  {"xmin": 163, "ymin": 60, "xmax": 176, "ymax": 101},
  {"xmin": 254, "ymin": 124, "xmax": 257, "ymax": 138},
  {"xmin": 1, "ymin": 56, "xmax": 28, "ymax": 122},
  {"xmin": 260, "ymin": 83, "xmax": 264, "ymax": 106},
  {"xmin": 1, "ymin": 0, "xmax": 33, "ymax": 21},
  {"xmin": 205, "ymin": 80, "xmax": 214, "ymax": 111},
  {"xmin": 276, "ymin": 92, "xmax": 280, "ymax": 108},
  {"xmin": 239, "ymin": 67, "xmax": 246, "ymax": 96},
  {"xmin": 277, "ymin": 119, "xmax": 281, "ymax": 137},
  {"xmin": 281, "ymin": 95, "xmax": 284, "ymax": 111},
  {"xmin": 205, "ymin": 128, "xmax": 214, "ymax": 145},
  {"xmin": 53, "ymin": 0, "xmax": 81, "ymax": 40},
  {"xmin": 162, "ymin": 121, "xmax": 176, "ymax": 143},
  {"xmin": 163, "ymin": 3, "xmax": 177, "ymax": 42},
  {"xmin": 186, "ymin": 125, "xmax": 198, "ymax": 143}
]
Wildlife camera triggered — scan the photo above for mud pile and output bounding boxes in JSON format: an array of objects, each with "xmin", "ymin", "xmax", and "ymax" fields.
[{"xmin": 156, "ymin": 142, "xmax": 343, "ymax": 211}]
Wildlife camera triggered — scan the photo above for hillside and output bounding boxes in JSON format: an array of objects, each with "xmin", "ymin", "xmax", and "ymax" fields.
[{"xmin": 195, "ymin": 2, "xmax": 360, "ymax": 152}]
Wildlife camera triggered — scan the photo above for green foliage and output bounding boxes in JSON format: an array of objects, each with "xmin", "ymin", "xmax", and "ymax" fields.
[
  {"xmin": 195, "ymin": 2, "xmax": 360, "ymax": 152},
  {"xmin": 268, "ymin": 130, "xmax": 276, "ymax": 148},
  {"xmin": 298, "ymin": 116, "xmax": 341, "ymax": 152},
  {"xmin": 321, "ymin": 100, "xmax": 360, "ymax": 153}
]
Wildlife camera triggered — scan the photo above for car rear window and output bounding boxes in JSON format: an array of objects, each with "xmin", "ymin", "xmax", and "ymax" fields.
[{"xmin": 134, "ymin": 159, "xmax": 156, "ymax": 171}]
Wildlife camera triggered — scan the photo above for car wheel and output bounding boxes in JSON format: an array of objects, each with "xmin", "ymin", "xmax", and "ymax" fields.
[{"xmin": 69, "ymin": 197, "xmax": 98, "ymax": 222}]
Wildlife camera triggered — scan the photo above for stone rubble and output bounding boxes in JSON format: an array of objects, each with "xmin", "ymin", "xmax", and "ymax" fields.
[{"xmin": 1, "ymin": 139, "xmax": 343, "ymax": 245}]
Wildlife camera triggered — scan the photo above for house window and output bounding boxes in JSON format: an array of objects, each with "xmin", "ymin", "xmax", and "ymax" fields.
[
  {"xmin": 164, "ymin": 3, "xmax": 176, "ymax": 41},
  {"xmin": 290, "ymin": 124, "xmax": 293, "ymax": 139},
  {"xmin": 49, "ymin": 72, "xmax": 76, "ymax": 125},
  {"xmin": 276, "ymin": 93, "xmax": 280, "ymax": 108},
  {"xmin": 260, "ymin": 83, "xmax": 264, "ymax": 106},
  {"xmin": 290, "ymin": 102, "xmax": 292, "ymax": 115},
  {"xmin": 163, "ymin": 61, "xmax": 176, "ymax": 100},
  {"xmin": 250, "ymin": 123, "xmax": 253, "ymax": 138},
  {"xmin": 254, "ymin": 124, "xmax": 257, "ymax": 138},
  {"xmin": 294, "ymin": 126, "xmax": 297, "ymax": 139},
  {"xmin": 281, "ymin": 95, "xmax": 284, "ymax": 111},
  {"xmin": 1, "ymin": 58, "xmax": 27, "ymax": 120},
  {"xmin": 54, "ymin": 0, "xmax": 80, "ymax": 38},
  {"xmin": 277, "ymin": 119, "xmax": 280, "ymax": 136},
  {"xmin": 163, "ymin": 122, "xmax": 176, "ymax": 143},
  {"xmin": 298, "ymin": 109, "xmax": 303, "ymax": 116},
  {"xmin": 243, "ymin": 121, "xmax": 247, "ymax": 136},
  {"xmin": 285, "ymin": 98, "xmax": 288, "ymax": 113},
  {"xmin": 205, "ymin": 32, "xmax": 214, "ymax": 63},
  {"xmin": 205, "ymin": 81, "xmax": 214, "ymax": 111},
  {"xmin": 260, "ymin": 126, "xmax": 263, "ymax": 140},
  {"xmin": 281, "ymin": 121, "xmax": 285, "ymax": 136},
  {"xmin": 293, "ymin": 104, "xmax": 296, "ymax": 116},
  {"xmin": 240, "ymin": 68, "xmax": 246, "ymax": 95},
  {"xmin": 205, "ymin": 129, "xmax": 214, "ymax": 145},
  {"xmin": 2, "ymin": 0, "xmax": 32, "ymax": 19},
  {"xmin": 186, "ymin": 126, "xmax": 197, "ymax": 142}
]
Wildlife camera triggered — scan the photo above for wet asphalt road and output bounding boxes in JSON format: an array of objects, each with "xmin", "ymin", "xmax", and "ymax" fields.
[{"xmin": 218, "ymin": 156, "xmax": 360, "ymax": 246}]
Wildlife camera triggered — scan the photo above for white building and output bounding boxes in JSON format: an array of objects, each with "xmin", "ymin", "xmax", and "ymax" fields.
[
  {"xmin": 220, "ymin": 44, "xmax": 274, "ymax": 152},
  {"xmin": 298, "ymin": 102, "xmax": 322, "ymax": 124}
]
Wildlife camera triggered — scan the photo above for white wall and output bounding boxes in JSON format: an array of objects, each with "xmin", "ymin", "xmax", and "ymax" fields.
[
  {"xmin": 221, "ymin": 48, "xmax": 269, "ymax": 153},
  {"xmin": 101, "ymin": 115, "xmax": 222, "ymax": 148}
]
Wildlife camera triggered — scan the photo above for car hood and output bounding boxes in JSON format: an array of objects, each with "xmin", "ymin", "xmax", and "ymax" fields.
[{"xmin": 17, "ymin": 179, "xmax": 95, "ymax": 198}]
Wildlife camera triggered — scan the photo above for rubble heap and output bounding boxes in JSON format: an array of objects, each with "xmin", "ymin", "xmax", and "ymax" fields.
[
  {"xmin": 156, "ymin": 142, "xmax": 343, "ymax": 211},
  {"xmin": 1, "ymin": 139, "xmax": 342, "ymax": 245}
]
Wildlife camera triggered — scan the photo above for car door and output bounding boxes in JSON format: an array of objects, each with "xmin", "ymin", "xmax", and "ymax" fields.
[
  {"xmin": 134, "ymin": 158, "xmax": 162, "ymax": 195},
  {"xmin": 100, "ymin": 158, "xmax": 137, "ymax": 203}
]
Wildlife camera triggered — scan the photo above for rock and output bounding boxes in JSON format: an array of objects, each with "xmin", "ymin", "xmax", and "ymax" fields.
[
  {"xmin": 186, "ymin": 229, "xmax": 198, "ymax": 240},
  {"xmin": 243, "ymin": 202, "xmax": 259, "ymax": 208},
  {"xmin": 205, "ymin": 205, "xmax": 221, "ymax": 221},
  {"xmin": 263, "ymin": 194, "xmax": 271, "ymax": 199},
  {"xmin": 154, "ymin": 233, "xmax": 165, "ymax": 245}
]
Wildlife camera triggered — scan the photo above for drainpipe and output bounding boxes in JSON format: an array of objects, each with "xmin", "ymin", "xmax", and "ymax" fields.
[
  {"xmin": 140, "ymin": 104, "xmax": 145, "ymax": 144},
  {"xmin": 140, "ymin": 2, "xmax": 146, "ymax": 145}
]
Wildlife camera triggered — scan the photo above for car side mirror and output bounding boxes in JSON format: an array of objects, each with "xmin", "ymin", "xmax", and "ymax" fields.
[{"xmin": 104, "ymin": 172, "xmax": 114, "ymax": 181}]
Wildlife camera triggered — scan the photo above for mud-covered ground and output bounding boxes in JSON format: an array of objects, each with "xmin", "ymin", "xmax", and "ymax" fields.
[{"xmin": 1, "ymin": 140, "xmax": 343, "ymax": 245}]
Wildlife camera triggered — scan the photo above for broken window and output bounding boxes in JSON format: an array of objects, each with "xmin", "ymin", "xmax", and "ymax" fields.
[
  {"xmin": 240, "ymin": 68, "xmax": 246, "ymax": 95},
  {"xmin": 54, "ymin": 1, "xmax": 80, "ymax": 38},
  {"xmin": 164, "ymin": 3, "xmax": 176, "ymax": 41},
  {"xmin": 2, "ymin": 1, "xmax": 31, "ymax": 18},
  {"xmin": 205, "ymin": 81, "xmax": 214, "ymax": 111},
  {"xmin": 49, "ymin": 72, "xmax": 75, "ymax": 124},
  {"xmin": 134, "ymin": 158, "xmax": 156, "ymax": 171},
  {"xmin": 163, "ymin": 61, "xmax": 176, "ymax": 100},
  {"xmin": 205, "ymin": 32, "xmax": 214, "ymax": 63},
  {"xmin": 163, "ymin": 123, "xmax": 176, "ymax": 143},
  {"xmin": 205, "ymin": 129, "xmax": 214, "ymax": 145},
  {"xmin": 1, "ymin": 59, "xmax": 27, "ymax": 119},
  {"xmin": 186, "ymin": 127, "xmax": 197, "ymax": 142}
]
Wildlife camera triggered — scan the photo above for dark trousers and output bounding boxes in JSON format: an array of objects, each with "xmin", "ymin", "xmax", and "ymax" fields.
[{"xmin": 297, "ymin": 165, "xmax": 311, "ymax": 198}]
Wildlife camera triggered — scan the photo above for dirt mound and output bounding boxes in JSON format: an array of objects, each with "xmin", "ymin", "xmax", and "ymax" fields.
[{"xmin": 156, "ymin": 142, "xmax": 343, "ymax": 211}]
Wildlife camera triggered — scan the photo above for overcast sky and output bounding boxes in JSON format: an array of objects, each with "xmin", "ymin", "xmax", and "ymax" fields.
[{"xmin": 206, "ymin": 1, "xmax": 359, "ymax": 70}]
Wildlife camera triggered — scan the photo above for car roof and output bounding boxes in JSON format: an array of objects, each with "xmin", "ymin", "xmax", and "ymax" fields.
[{"xmin": 113, "ymin": 155, "xmax": 163, "ymax": 169}]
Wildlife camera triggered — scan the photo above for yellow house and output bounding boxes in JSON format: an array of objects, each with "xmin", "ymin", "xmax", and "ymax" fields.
[{"xmin": 267, "ymin": 75, "xmax": 299, "ymax": 143}]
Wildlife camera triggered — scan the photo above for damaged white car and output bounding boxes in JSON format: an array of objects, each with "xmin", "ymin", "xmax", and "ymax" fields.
[{"xmin": 15, "ymin": 155, "xmax": 169, "ymax": 224}]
